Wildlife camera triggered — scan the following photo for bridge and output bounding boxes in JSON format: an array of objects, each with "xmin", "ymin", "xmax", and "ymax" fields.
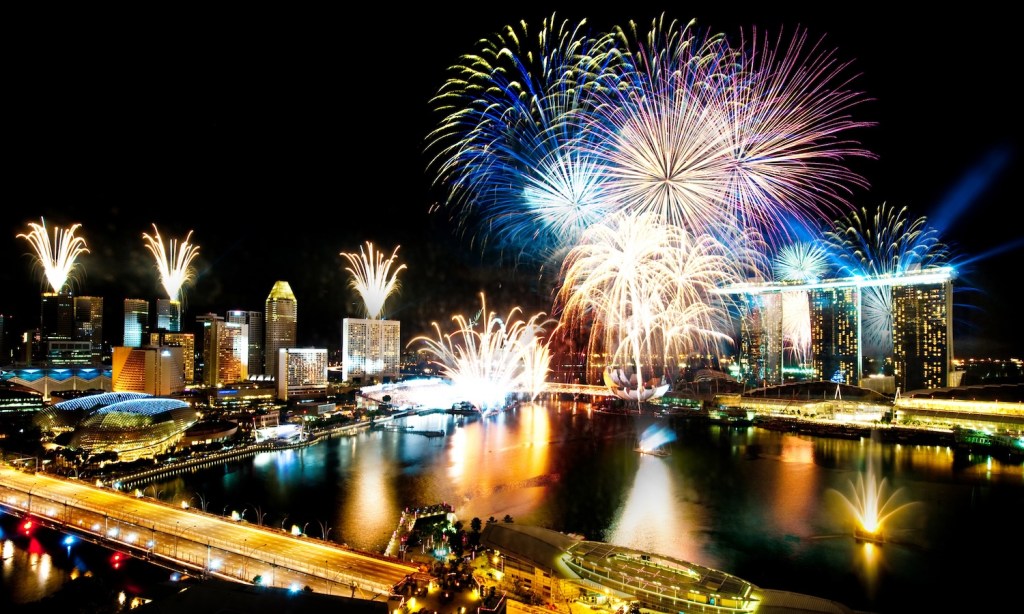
[{"xmin": 0, "ymin": 465, "xmax": 418, "ymax": 598}]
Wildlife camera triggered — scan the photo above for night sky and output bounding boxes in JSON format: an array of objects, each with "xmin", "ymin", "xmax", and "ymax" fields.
[{"xmin": 4, "ymin": 5, "xmax": 1019, "ymax": 358}]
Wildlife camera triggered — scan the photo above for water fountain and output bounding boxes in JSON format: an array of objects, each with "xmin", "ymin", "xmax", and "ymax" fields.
[{"xmin": 830, "ymin": 467, "xmax": 918, "ymax": 544}]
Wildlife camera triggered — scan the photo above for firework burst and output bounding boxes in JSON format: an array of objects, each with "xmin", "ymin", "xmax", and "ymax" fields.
[
  {"xmin": 341, "ymin": 242, "xmax": 406, "ymax": 320},
  {"xmin": 17, "ymin": 218, "xmax": 89, "ymax": 294},
  {"xmin": 426, "ymin": 13, "xmax": 619, "ymax": 264},
  {"xmin": 410, "ymin": 293, "xmax": 554, "ymax": 409},
  {"xmin": 142, "ymin": 224, "xmax": 200, "ymax": 302},
  {"xmin": 773, "ymin": 242, "xmax": 830, "ymax": 366},
  {"xmin": 553, "ymin": 211, "xmax": 767, "ymax": 385}
]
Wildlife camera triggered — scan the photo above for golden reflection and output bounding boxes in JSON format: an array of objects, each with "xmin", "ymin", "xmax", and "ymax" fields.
[
  {"xmin": 342, "ymin": 441, "xmax": 396, "ymax": 551},
  {"xmin": 607, "ymin": 454, "xmax": 711, "ymax": 567}
]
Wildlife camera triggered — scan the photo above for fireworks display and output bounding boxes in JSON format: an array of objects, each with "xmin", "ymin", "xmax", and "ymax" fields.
[
  {"xmin": 411, "ymin": 293, "xmax": 554, "ymax": 409},
  {"xmin": 142, "ymin": 224, "xmax": 200, "ymax": 302},
  {"xmin": 426, "ymin": 13, "xmax": 620, "ymax": 265},
  {"xmin": 824, "ymin": 203, "xmax": 949, "ymax": 358},
  {"xmin": 17, "ymin": 218, "xmax": 89, "ymax": 294},
  {"xmin": 553, "ymin": 211, "xmax": 767, "ymax": 387},
  {"xmin": 340, "ymin": 242, "xmax": 406, "ymax": 320}
]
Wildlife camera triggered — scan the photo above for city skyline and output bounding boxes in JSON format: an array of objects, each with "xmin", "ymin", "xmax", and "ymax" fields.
[{"xmin": 3, "ymin": 5, "xmax": 1019, "ymax": 358}]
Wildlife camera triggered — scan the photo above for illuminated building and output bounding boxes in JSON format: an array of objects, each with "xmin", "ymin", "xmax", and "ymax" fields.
[
  {"xmin": 892, "ymin": 279, "xmax": 954, "ymax": 392},
  {"xmin": 0, "ymin": 313, "xmax": 6, "ymax": 364},
  {"xmin": 194, "ymin": 314, "xmax": 246, "ymax": 386},
  {"xmin": 342, "ymin": 318, "xmax": 400, "ymax": 383},
  {"xmin": 148, "ymin": 330, "xmax": 195, "ymax": 384},
  {"xmin": 218, "ymin": 321, "xmax": 246, "ymax": 384},
  {"xmin": 155, "ymin": 298, "xmax": 182, "ymax": 332},
  {"xmin": 38, "ymin": 290, "xmax": 74, "ymax": 363},
  {"xmin": 123, "ymin": 298, "xmax": 150, "ymax": 347},
  {"xmin": 809, "ymin": 286, "xmax": 861, "ymax": 385},
  {"xmin": 721, "ymin": 267, "xmax": 954, "ymax": 388},
  {"xmin": 112, "ymin": 345, "xmax": 185, "ymax": 396},
  {"xmin": 0, "ymin": 366, "xmax": 112, "ymax": 400},
  {"xmin": 228, "ymin": 310, "xmax": 263, "ymax": 376},
  {"xmin": 275, "ymin": 347, "xmax": 327, "ymax": 401},
  {"xmin": 73, "ymin": 295, "xmax": 103, "ymax": 362},
  {"xmin": 265, "ymin": 281, "xmax": 297, "ymax": 378},
  {"xmin": 738, "ymin": 294, "xmax": 784, "ymax": 386},
  {"xmin": 44, "ymin": 340, "xmax": 93, "ymax": 366},
  {"xmin": 37, "ymin": 392, "xmax": 197, "ymax": 462}
]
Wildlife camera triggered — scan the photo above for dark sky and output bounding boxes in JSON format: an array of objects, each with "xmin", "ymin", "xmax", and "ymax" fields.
[{"xmin": 4, "ymin": 5, "xmax": 1020, "ymax": 357}]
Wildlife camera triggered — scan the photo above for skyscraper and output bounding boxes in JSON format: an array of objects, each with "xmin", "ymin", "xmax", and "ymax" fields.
[
  {"xmin": 892, "ymin": 280, "xmax": 954, "ymax": 392},
  {"xmin": 38, "ymin": 290, "xmax": 74, "ymax": 362},
  {"xmin": 195, "ymin": 312, "xmax": 224, "ymax": 386},
  {"xmin": 148, "ymin": 330, "xmax": 195, "ymax": 384},
  {"xmin": 123, "ymin": 298, "xmax": 150, "ymax": 348},
  {"xmin": 112, "ymin": 345, "xmax": 185, "ymax": 395},
  {"xmin": 156, "ymin": 298, "xmax": 182, "ymax": 332},
  {"xmin": 74, "ymin": 295, "xmax": 104, "ymax": 362},
  {"xmin": 342, "ymin": 318, "xmax": 400, "ymax": 383},
  {"xmin": 227, "ymin": 310, "xmax": 263, "ymax": 377},
  {"xmin": 264, "ymin": 281, "xmax": 297, "ymax": 378},
  {"xmin": 809, "ymin": 286, "xmax": 861, "ymax": 385},
  {"xmin": 275, "ymin": 347, "xmax": 328, "ymax": 401}
]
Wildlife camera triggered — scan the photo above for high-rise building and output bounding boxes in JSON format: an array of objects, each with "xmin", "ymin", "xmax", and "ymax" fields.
[
  {"xmin": 156, "ymin": 298, "xmax": 182, "ymax": 332},
  {"xmin": 148, "ymin": 330, "xmax": 195, "ymax": 384},
  {"xmin": 123, "ymin": 298, "xmax": 150, "ymax": 347},
  {"xmin": 265, "ymin": 281, "xmax": 297, "ymax": 378},
  {"xmin": 809, "ymin": 286, "xmax": 861, "ymax": 385},
  {"xmin": 342, "ymin": 318, "xmax": 401, "ymax": 383},
  {"xmin": 227, "ymin": 310, "xmax": 261, "ymax": 377},
  {"xmin": 275, "ymin": 347, "xmax": 328, "ymax": 401},
  {"xmin": 39, "ymin": 291, "xmax": 75, "ymax": 361},
  {"xmin": 74, "ymin": 295, "xmax": 104, "ymax": 362},
  {"xmin": 112, "ymin": 345, "xmax": 185, "ymax": 395},
  {"xmin": 892, "ymin": 280, "xmax": 954, "ymax": 392},
  {"xmin": 0, "ymin": 313, "xmax": 7, "ymax": 365},
  {"xmin": 218, "ymin": 321, "xmax": 246, "ymax": 384},
  {"xmin": 195, "ymin": 313, "xmax": 224, "ymax": 386}
]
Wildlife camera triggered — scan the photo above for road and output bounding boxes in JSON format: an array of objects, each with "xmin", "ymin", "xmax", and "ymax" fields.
[{"xmin": 0, "ymin": 465, "xmax": 418, "ymax": 598}]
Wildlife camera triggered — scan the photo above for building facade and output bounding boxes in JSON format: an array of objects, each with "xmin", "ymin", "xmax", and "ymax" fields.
[
  {"xmin": 123, "ymin": 298, "xmax": 150, "ymax": 348},
  {"xmin": 156, "ymin": 298, "xmax": 182, "ymax": 332},
  {"xmin": 112, "ymin": 345, "xmax": 185, "ymax": 396},
  {"xmin": 275, "ymin": 347, "xmax": 327, "ymax": 401},
  {"xmin": 809, "ymin": 286, "xmax": 861, "ymax": 385},
  {"xmin": 265, "ymin": 281, "xmax": 297, "ymax": 378},
  {"xmin": 73, "ymin": 295, "xmax": 104, "ymax": 362},
  {"xmin": 342, "ymin": 318, "xmax": 400, "ymax": 383},
  {"xmin": 148, "ymin": 331, "xmax": 195, "ymax": 385},
  {"xmin": 892, "ymin": 280, "xmax": 954, "ymax": 392}
]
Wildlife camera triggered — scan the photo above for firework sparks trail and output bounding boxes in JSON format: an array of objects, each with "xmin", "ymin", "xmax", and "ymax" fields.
[
  {"xmin": 554, "ymin": 211, "xmax": 767, "ymax": 386},
  {"xmin": 340, "ymin": 242, "xmax": 406, "ymax": 320},
  {"xmin": 426, "ymin": 13, "xmax": 620, "ymax": 264},
  {"xmin": 774, "ymin": 242, "xmax": 830, "ymax": 366},
  {"xmin": 824, "ymin": 203, "xmax": 949, "ymax": 358},
  {"xmin": 410, "ymin": 293, "xmax": 554, "ymax": 409},
  {"xmin": 142, "ymin": 224, "xmax": 200, "ymax": 302},
  {"xmin": 17, "ymin": 218, "xmax": 89, "ymax": 294}
]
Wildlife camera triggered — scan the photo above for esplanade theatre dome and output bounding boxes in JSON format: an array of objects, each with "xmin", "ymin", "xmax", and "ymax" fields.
[{"xmin": 36, "ymin": 392, "xmax": 197, "ymax": 462}]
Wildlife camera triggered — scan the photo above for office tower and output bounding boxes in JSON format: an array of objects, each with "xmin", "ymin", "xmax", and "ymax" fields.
[
  {"xmin": 74, "ymin": 295, "xmax": 104, "ymax": 362},
  {"xmin": 112, "ymin": 345, "xmax": 185, "ymax": 395},
  {"xmin": 0, "ymin": 313, "xmax": 6, "ymax": 365},
  {"xmin": 156, "ymin": 298, "xmax": 182, "ymax": 332},
  {"xmin": 342, "ymin": 318, "xmax": 400, "ymax": 383},
  {"xmin": 195, "ymin": 313, "xmax": 224, "ymax": 386},
  {"xmin": 275, "ymin": 347, "xmax": 328, "ymax": 401},
  {"xmin": 227, "ymin": 310, "xmax": 263, "ymax": 377},
  {"xmin": 892, "ymin": 280, "xmax": 953, "ymax": 392},
  {"xmin": 38, "ymin": 290, "xmax": 74, "ymax": 359},
  {"xmin": 123, "ymin": 298, "xmax": 150, "ymax": 347},
  {"xmin": 809, "ymin": 287, "xmax": 861, "ymax": 385},
  {"xmin": 264, "ymin": 281, "xmax": 297, "ymax": 378},
  {"xmin": 149, "ymin": 330, "xmax": 195, "ymax": 384},
  {"xmin": 218, "ymin": 321, "xmax": 246, "ymax": 384}
]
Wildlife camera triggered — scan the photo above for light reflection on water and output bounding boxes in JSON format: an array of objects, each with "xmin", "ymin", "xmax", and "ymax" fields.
[{"xmin": 5, "ymin": 399, "xmax": 1022, "ymax": 612}]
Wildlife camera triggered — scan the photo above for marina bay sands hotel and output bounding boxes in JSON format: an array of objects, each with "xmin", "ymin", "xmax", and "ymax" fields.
[{"xmin": 718, "ymin": 266, "xmax": 955, "ymax": 394}]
